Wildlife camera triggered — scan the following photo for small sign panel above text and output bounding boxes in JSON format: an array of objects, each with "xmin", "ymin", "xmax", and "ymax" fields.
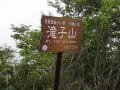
[{"xmin": 40, "ymin": 16, "xmax": 83, "ymax": 52}]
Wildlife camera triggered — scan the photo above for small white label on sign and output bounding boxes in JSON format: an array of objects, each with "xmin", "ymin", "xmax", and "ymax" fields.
[{"xmin": 42, "ymin": 45, "xmax": 48, "ymax": 51}]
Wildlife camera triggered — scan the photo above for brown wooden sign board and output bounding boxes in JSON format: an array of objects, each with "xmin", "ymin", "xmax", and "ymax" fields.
[{"xmin": 40, "ymin": 16, "xmax": 83, "ymax": 52}]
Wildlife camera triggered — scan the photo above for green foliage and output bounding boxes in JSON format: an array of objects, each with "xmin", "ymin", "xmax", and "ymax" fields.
[
  {"xmin": 49, "ymin": 0, "xmax": 120, "ymax": 90},
  {"xmin": 48, "ymin": 0, "xmax": 101, "ymax": 17},
  {"xmin": 11, "ymin": 24, "xmax": 55, "ymax": 90},
  {"xmin": 1, "ymin": 25, "xmax": 54, "ymax": 90},
  {"xmin": 0, "ymin": 0, "xmax": 119, "ymax": 90},
  {"xmin": 0, "ymin": 46, "xmax": 15, "ymax": 89}
]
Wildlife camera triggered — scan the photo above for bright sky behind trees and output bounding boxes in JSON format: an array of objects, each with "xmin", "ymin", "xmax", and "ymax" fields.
[{"xmin": 0, "ymin": 0, "xmax": 58, "ymax": 48}]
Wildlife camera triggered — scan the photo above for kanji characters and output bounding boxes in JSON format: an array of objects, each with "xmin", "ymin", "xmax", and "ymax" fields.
[
  {"xmin": 40, "ymin": 16, "xmax": 83, "ymax": 52},
  {"xmin": 47, "ymin": 26, "xmax": 57, "ymax": 38},
  {"xmin": 58, "ymin": 27, "xmax": 67, "ymax": 39},
  {"xmin": 68, "ymin": 28, "xmax": 76, "ymax": 38},
  {"xmin": 47, "ymin": 26, "xmax": 77, "ymax": 39}
]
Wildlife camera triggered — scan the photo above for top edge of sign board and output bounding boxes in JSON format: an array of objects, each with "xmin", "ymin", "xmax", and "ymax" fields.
[{"xmin": 41, "ymin": 15, "xmax": 82, "ymax": 21}]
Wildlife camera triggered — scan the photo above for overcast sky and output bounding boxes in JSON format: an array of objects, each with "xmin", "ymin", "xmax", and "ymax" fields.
[{"xmin": 0, "ymin": 0, "xmax": 59, "ymax": 48}]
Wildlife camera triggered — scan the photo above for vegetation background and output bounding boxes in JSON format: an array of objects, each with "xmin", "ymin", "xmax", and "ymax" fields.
[{"xmin": 0, "ymin": 0, "xmax": 120, "ymax": 90}]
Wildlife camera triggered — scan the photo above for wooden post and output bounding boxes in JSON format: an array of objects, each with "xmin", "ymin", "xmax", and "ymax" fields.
[{"xmin": 54, "ymin": 52, "xmax": 62, "ymax": 90}]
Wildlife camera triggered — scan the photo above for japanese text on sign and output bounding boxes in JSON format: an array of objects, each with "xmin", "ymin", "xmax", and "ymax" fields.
[{"xmin": 40, "ymin": 16, "xmax": 83, "ymax": 52}]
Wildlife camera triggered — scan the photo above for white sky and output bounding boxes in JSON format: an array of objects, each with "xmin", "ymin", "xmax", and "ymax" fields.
[{"xmin": 0, "ymin": 0, "xmax": 59, "ymax": 48}]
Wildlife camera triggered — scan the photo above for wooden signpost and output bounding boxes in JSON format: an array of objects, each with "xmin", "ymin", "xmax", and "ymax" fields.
[{"xmin": 40, "ymin": 16, "xmax": 83, "ymax": 90}]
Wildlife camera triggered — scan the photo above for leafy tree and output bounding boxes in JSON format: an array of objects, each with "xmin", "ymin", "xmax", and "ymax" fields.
[
  {"xmin": 11, "ymin": 24, "xmax": 55, "ymax": 90},
  {"xmin": 1, "ymin": 0, "xmax": 119, "ymax": 90},
  {"xmin": 49, "ymin": 0, "xmax": 120, "ymax": 89},
  {"xmin": 0, "ymin": 45, "xmax": 15, "ymax": 90}
]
